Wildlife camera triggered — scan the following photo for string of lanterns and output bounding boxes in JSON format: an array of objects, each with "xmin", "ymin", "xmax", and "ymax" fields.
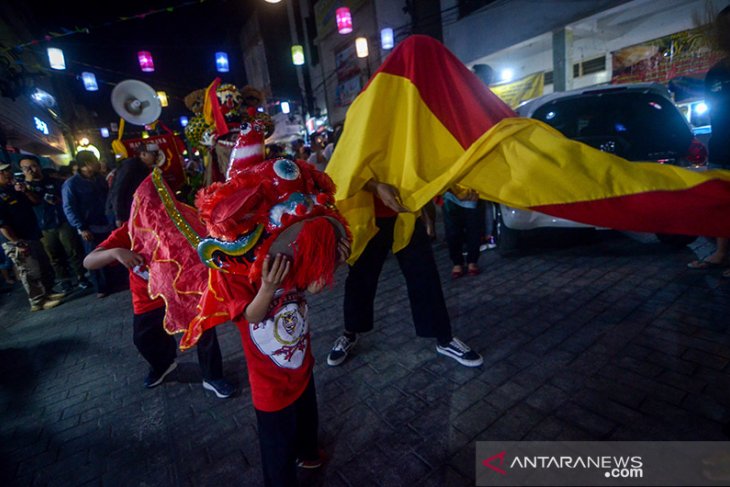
[
  {"xmin": 42, "ymin": 0, "xmax": 400, "ymax": 138},
  {"xmin": 289, "ymin": 6, "xmax": 396, "ymax": 66},
  {"xmin": 46, "ymin": 46, "xmax": 232, "ymax": 93}
]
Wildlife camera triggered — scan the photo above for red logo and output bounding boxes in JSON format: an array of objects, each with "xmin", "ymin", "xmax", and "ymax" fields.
[{"xmin": 483, "ymin": 451, "xmax": 507, "ymax": 475}]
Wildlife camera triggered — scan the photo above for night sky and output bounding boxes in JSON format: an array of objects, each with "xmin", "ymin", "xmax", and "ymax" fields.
[{"xmin": 18, "ymin": 0, "xmax": 299, "ymax": 134}]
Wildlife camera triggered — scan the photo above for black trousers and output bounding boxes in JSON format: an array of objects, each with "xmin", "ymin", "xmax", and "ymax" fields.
[
  {"xmin": 132, "ymin": 306, "xmax": 224, "ymax": 380},
  {"xmin": 255, "ymin": 375, "xmax": 318, "ymax": 487},
  {"xmin": 81, "ymin": 231, "xmax": 112, "ymax": 294},
  {"xmin": 343, "ymin": 217, "xmax": 452, "ymax": 342},
  {"xmin": 443, "ymin": 199, "xmax": 484, "ymax": 266}
]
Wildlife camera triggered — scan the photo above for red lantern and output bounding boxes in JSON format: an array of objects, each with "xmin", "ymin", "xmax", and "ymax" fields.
[
  {"xmin": 137, "ymin": 51, "xmax": 155, "ymax": 72},
  {"xmin": 336, "ymin": 7, "xmax": 353, "ymax": 34}
]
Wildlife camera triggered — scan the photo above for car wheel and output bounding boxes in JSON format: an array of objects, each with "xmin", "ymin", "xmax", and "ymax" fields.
[
  {"xmin": 655, "ymin": 233, "xmax": 697, "ymax": 247},
  {"xmin": 494, "ymin": 205, "xmax": 520, "ymax": 256}
]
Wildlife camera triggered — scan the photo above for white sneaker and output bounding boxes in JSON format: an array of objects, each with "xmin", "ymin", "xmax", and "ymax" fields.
[
  {"xmin": 327, "ymin": 334, "xmax": 358, "ymax": 366},
  {"xmin": 436, "ymin": 337, "xmax": 483, "ymax": 367}
]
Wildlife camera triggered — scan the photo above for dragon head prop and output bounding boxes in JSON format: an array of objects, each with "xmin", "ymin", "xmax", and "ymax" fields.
[{"xmin": 194, "ymin": 120, "xmax": 349, "ymax": 291}]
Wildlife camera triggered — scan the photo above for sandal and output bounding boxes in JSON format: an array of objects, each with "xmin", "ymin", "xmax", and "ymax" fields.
[
  {"xmin": 451, "ymin": 266, "xmax": 465, "ymax": 279},
  {"xmin": 467, "ymin": 265, "xmax": 481, "ymax": 276},
  {"xmin": 687, "ymin": 259, "xmax": 726, "ymax": 270}
]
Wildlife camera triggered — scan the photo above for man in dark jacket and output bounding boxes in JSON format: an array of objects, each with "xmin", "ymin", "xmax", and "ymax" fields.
[
  {"xmin": 62, "ymin": 151, "xmax": 114, "ymax": 297},
  {"xmin": 108, "ymin": 144, "xmax": 160, "ymax": 227}
]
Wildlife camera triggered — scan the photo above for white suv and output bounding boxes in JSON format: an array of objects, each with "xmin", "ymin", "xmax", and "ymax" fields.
[{"xmin": 493, "ymin": 82, "xmax": 708, "ymax": 255}]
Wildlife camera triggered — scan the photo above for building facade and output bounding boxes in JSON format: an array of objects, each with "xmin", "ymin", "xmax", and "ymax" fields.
[{"xmin": 306, "ymin": 0, "xmax": 727, "ymax": 127}]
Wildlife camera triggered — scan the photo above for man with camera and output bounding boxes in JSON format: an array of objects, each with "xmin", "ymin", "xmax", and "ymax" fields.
[
  {"xmin": 19, "ymin": 155, "xmax": 90, "ymax": 291},
  {"xmin": 0, "ymin": 162, "xmax": 65, "ymax": 311}
]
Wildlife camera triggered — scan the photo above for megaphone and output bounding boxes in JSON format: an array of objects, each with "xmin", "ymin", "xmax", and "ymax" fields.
[{"xmin": 111, "ymin": 79, "xmax": 162, "ymax": 126}]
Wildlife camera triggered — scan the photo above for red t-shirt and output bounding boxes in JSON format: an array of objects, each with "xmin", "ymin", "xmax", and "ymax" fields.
[
  {"xmin": 207, "ymin": 273, "xmax": 314, "ymax": 412},
  {"xmin": 373, "ymin": 196, "xmax": 397, "ymax": 218},
  {"xmin": 97, "ymin": 226, "xmax": 163, "ymax": 314}
]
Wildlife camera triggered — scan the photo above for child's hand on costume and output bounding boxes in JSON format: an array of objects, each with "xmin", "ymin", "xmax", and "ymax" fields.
[
  {"xmin": 260, "ymin": 253, "xmax": 291, "ymax": 292},
  {"xmin": 112, "ymin": 248, "xmax": 145, "ymax": 269},
  {"xmin": 245, "ymin": 254, "xmax": 291, "ymax": 323},
  {"xmin": 336, "ymin": 237, "xmax": 351, "ymax": 265}
]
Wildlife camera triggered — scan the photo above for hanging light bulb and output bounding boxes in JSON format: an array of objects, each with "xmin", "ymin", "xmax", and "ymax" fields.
[
  {"xmin": 264, "ymin": 0, "xmax": 282, "ymax": 3},
  {"xmin": 356, "ymin": 37, "xmax": 369, "ymax": 58},
  {"xmin": 180, "ymin": 116, "xmax": 189, "ymax": 127},
  {"xmin": 156, "ymin": 91, "xmax": 168, "ymax": 107},
  {"xmin": 100, "ymin": 128, "xmax": 110, "ymax": 138},
  {"xmin": 81, "ymin": 72, "xmax": 98, "ymax": 91},
  {"xmin": 336, "ymin": 7, "xmax": 353, "ymax": 34},
  {"xmin": 215, "ymin": 52, "xmax": 229, "ymax": 73},
  {"xmin": 380, "ymin": 28, "xmax": 394, "ymax": 50},
  {"xmin": 47, "ymin": 48, "xmax": 66, "ymax": 70},
  {"xmin": 291, "ymin": 45, "xmax": 305, "ymax": 66},
  {"xmin": 137, "ymin": 51, "xmax": 155, "ymax": 72},
  {"xmin": 281, "ymin": 101, "xmax": 290, "ymax": 114}
]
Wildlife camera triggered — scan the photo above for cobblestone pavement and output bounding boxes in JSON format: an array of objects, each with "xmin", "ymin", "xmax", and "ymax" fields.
[{"xmin": 2, "ymin": 228, "xmax": 730, "ymax": 486}]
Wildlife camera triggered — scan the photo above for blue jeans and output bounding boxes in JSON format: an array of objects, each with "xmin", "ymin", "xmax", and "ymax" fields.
[{"xmin": 443, "ymin": 199, "xmax": 484, "ymax": 266}]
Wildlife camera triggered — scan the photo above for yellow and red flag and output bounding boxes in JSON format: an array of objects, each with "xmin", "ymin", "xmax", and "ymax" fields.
[
  {"xmin": 326, "ymin": 35, "xmax": 730, "ymax": 262},
  {"xmin": 203, "ymin": 77, "xmax": 229, "ymax": 138}
]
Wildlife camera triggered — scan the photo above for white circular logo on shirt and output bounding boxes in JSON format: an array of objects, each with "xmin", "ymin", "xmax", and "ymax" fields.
[{"xmin": 250, "ymin": 301, "xmax": 308, "ymax": 369}]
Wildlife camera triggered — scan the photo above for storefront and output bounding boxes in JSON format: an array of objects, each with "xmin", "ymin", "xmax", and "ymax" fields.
[{"xmin": 0, "ymin": 93, "xmax": 70, "ymax": 167}]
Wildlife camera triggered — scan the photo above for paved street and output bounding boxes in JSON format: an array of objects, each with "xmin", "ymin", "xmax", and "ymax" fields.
[{"xmin": 2, "ymin": 226, "xmax": 730, "ymax": 486}]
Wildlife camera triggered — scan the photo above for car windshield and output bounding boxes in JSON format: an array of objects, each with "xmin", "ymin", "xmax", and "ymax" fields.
[{"xmin": 532, "ymin": 91, "xmax": 692, "ymax": 162}]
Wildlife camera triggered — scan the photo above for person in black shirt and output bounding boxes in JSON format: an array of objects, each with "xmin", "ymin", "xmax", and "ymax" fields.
[
  {"xmin": 20, "ymin": 156, "xmax": 90, "ymax": 291},
  {"xmin": 0, "ymin": 163, "xmax": 65, "ymax": 311},
  {"xmin": 108, "ymin": 144, "xmax": 160, "ymax": 227},
  {"xmin": 688, "ymin": 6, "xmax": 730, "ymax": 273}
]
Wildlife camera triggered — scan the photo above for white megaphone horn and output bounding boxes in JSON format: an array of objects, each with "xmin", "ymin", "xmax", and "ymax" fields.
[{"xmin": 111, "ymin": 79, "xmax": 162, "ymax": 126}]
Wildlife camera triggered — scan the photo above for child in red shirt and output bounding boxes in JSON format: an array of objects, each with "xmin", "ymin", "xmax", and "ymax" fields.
[
  {"xmin": 200, "ymin": 232, "xmax": 348, "ymax": 487},
  {"xmin": 83, "ymin": 225, "xmax": 234, "ymax": 397}
]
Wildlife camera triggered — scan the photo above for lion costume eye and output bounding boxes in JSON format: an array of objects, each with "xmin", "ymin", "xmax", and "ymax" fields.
[
  {"xmin": 273, "ymin": 159, "xmax": 300, "ymax": 181},
  {"xmin": 239, "ymin": 122, "xmax": 252, "ymax": 135}
]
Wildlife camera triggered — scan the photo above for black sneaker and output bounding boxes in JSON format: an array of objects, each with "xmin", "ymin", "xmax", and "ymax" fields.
[
  {"xmin": 77, "ymin": 278, "xmax": 92, "ymax": 290},
  {"xmin": 144, "ymin": 361, "xmax": 178, "ymax": 388},
  {"xmin": 297, "ymin": 449, "xmax": 326, "ymax": 469},
  {"xmin": 436, "ymin": 337, "xmax": 483, "ymax": 367},
  {"xmin": 327, "ymin": 334, "xmax": 358, "ymax": 366},
  {"xmin": 202, "ymin": 379, "xmax": 235, "ymax": 398}
]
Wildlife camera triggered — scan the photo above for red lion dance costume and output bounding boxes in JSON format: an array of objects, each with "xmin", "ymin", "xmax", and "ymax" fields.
[{"xmin": 128, "ymin": 106, "xmax": 350, "ymax": 352}]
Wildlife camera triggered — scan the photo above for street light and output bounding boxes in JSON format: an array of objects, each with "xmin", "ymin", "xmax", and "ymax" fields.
[
  {"xmin": 381, "ymin": 28, "xmax": 394, "ymax": 50},
  {"xmin": 356, "ymin": 37, "xmax": 369, "ymax": 58},
  {"xmin": 336, "ymin": 7, "xmax": 353, "ymax": 34},
  {"xmin": 47, "ymin": 48, "xmax": 66, "ymax": 70},
  {"xmin": 156, "ymin": 91, "xmax": 169, "ymax": 107},
  {"xmin": 81, "ymin": 72, "xmax": 98, "ymax": 91},
  {"xmin": 137, "ymin": 51, "xmax": 155, "ymax": 72},
  {"xmin": 291, "ymin": 45, "xmax": 305, "ymax": 66},
  {"xmin": 215, "ymin": 52, "xmax": 230, "ymax": 72}
]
